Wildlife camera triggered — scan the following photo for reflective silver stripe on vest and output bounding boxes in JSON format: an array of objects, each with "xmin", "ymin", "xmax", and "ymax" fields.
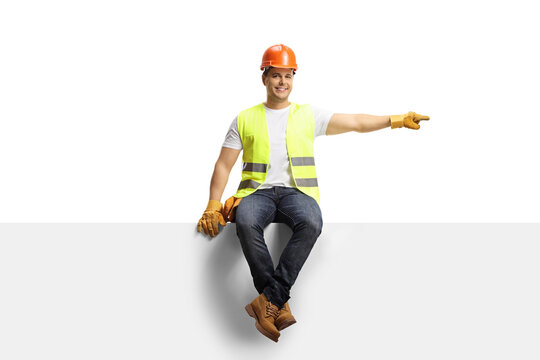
[
  {"xmin": 291, "ymin": 157, "xmax": 316, "ymax": 166},
  {"xmin": 295, "ymin": 178, "xmax": 318, "ymax": 187},
  {"xmin": 238, "ymin": 179, "xmax": 261, "ymax": 190},
  {"xmin": 242, "ymin": 162, "xmax": 267, "ymax": 173}
]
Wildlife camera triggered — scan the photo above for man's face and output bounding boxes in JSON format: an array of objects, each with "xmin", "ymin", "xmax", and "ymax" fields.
[{"xmin": 262, "ymin": 67, "xmax": 294, "ymax": 101}]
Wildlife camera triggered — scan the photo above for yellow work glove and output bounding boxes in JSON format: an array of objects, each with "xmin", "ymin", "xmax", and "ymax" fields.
[
  {"xmin": 197, "ymin": 200, "xmax": 226, "ymax": 237},
  {"xmin": 222, "ymin": 196, "xmax": 242, "ymax": 223},
  {"xmin": 390, "ymin": 111, "xmax": 430, "ymax": 130}
]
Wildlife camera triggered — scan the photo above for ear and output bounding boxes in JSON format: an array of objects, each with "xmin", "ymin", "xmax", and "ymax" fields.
[{"xmin": 262, "ymin": 74, "xmax": 267, "ymax": 86}]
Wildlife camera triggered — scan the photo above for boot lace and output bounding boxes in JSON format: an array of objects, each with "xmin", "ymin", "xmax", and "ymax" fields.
[{"xmin": 265, "ymin": 302, "xmax": 280, "ymax": 319}]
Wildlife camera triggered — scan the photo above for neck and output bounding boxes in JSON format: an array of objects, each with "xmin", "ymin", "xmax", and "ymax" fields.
[{"xmin": 264, "ymin": 98, "xmax": 290, "ymax": 110}]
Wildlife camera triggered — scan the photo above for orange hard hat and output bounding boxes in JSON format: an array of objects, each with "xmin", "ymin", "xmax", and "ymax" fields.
[{"xmin": 260, "ymin": 44, "xmax": 298, "ymax": 71}]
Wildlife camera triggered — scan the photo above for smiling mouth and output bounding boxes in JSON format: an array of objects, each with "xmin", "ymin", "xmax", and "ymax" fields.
[{"xmin": 275, "ymin": 87, "xmax": 288, "ymax": 92}]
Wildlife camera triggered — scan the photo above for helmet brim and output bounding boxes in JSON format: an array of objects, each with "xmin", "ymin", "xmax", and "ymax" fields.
[{"xmin": 260, "ymin": 65, "xmax": 297, "ymax": 71}]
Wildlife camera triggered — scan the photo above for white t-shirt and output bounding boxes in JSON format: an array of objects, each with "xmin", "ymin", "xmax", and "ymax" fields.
[{"xmin": 222, "ymin": 104, "xmax": 333, "ymax": 189}]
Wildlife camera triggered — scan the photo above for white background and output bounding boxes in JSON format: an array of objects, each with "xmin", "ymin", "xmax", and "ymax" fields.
[{"xmin": 1, "ymin": 0, "xmax": 539, "ymax": 222}]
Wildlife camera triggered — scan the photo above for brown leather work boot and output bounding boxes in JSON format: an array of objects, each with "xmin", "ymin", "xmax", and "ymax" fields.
[
  {"xmin": 275, "ymin": 301, "xmax": 296, "ymax": 331},
  {"xmin": 245, "ymin": 293, "xmax": 281, "ymax": 342}
]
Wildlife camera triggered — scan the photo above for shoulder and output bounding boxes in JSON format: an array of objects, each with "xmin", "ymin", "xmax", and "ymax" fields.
[
  {"xmin": 310, "ymin": 105, "xmax": 334, "ymax": 122},
  {"xmin": 310, "ymin": 105, "xmax": 332, "ymax": 115},
  {"xmin": 237, "ymin": 104, "xmax": 265, "ymax": 135},
  {"xmin": 238, "ymin": 103, "xmax": 264, "ymax": 117}
]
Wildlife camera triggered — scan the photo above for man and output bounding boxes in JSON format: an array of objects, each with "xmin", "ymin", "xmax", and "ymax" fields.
[{"xmin": 197, "ymin": 44, "xmax": 429, "ymax": 342}]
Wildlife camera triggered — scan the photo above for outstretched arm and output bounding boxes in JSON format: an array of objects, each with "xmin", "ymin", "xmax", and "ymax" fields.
[
  {"xmin": 326, "ymin": 112, "xmax": 430, "ymax": 135},
  {"xmin": 326, "ymin": 113, "xmax": 390, "ymax": 135}
]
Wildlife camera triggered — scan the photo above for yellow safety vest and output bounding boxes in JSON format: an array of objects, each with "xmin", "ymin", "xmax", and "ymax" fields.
[{"xmin": 233, "ymin": 102, "xmax": 320, "ymax": 204}]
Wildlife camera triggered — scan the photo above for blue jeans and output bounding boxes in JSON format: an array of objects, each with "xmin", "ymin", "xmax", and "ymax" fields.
[{"xmin": 235, "ymin": 186, "xmax": 323, "ymax": 309}]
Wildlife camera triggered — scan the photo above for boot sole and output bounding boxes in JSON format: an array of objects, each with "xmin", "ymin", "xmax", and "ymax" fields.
[
  {"xmin": 245, "ymin": 304, "xmax": 279, "ymax": 342},
  {"xmin": 276, "ymin": 318, "xmax": 297, "ymax": 331}
]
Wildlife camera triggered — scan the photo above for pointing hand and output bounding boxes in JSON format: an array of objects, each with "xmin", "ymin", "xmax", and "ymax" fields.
[{"xmin": 390, "ymin": 111, "xmax": 430, "ymax": 130}]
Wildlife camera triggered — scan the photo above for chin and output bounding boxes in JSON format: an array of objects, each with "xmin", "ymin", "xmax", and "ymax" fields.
[{"xmin": 275, "ymin": 92, "xmax": 290, "ymax": 99}]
